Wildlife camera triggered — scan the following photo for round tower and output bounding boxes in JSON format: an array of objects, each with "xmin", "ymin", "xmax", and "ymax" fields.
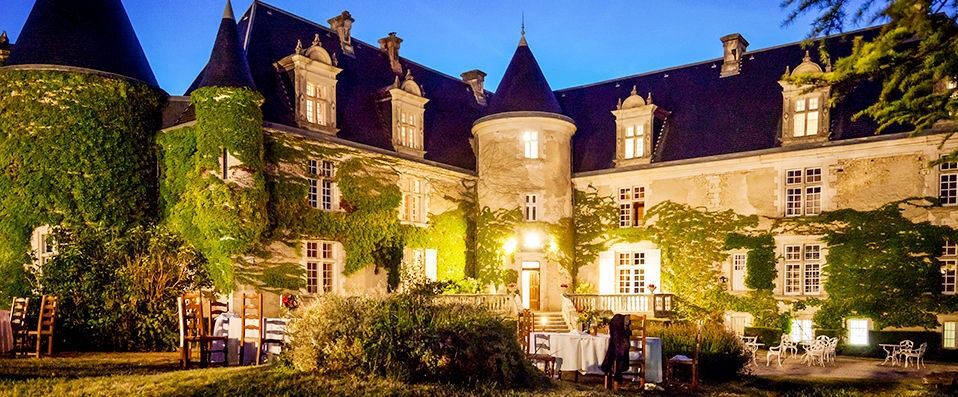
[{"xmin": 472, "ymin": 34, "xmax": 575, "ymax": 312}]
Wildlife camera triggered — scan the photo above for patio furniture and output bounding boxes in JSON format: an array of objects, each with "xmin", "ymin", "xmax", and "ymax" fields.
[
  {"xmin": 261, "ymin": 318, "xmax": 288, "ymax": 364},
  {"xmin": 743, "ymin": 341, "xmax": 762, "ymax": 367},
  {"xmin": 519, "ymin": 310, "xmax": 556, "ymax": 376},
  {"xmin": 902, "ymin": 342, "xmax": 927, "ymax": 369},
  {"xmin": 879, "ymin": 343, "xmax": 901, "ymax": 366},
  {"xmin": 7, "ymin": 297, "xmax": 28, "ymax": 356},
  {"xmin": 178, "ymin": 293, "xmax": 229, "ymax": 369},
  {"xmin": 606, "ymin": 314, "xmax": 647, "ymax": 390},
  {"xmin": 667, "ymin": 321, "xmax": 700, "ymax": 392},
  {"xmin": 766, "ymin": 334, "xmax": 796, "ymax": 367},
  {"xmin": 781, "ymin": 334, "xmax": 799, "ymax": 358},
  {"xmin": 240, "ymin": 293, "xmax": 267, "ymax": 366},
  {"xmin": 824, "ymin": 337, "xmax": 838, "ymax": 364},
  {"xmin": 26, "ymin": 295, "xmax": 57, "ymax": 357},
  {"xmin": 800, "ymin": 339, "xmax": 826, "ymax": 367},
  {"xmin": 530, "ymin": 331, "xmax": 663, "ymax": 382}
]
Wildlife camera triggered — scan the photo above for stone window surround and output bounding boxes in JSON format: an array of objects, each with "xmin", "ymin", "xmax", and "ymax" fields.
[
  {"xmin": 522, "ymin": 193, "xmax": 538, "ymax": 222},
  {"xmin": 400, "ymin": 174, "xmax": 429, "ymax": 225},
  {"xmin": 782, "ymin": 243, "xmax": 822, "ymax": 296},
  {"xmin": 939, "ymin": 155, "xmax": 958, "ymax": 206},
  {"xmin": 307, "ymin": 159, "xmax": 337, "ymax": 211},
  {"xmin": 616, "ymin": 251, "xmax": 646, "ymax": 294},
  {"xmin": 779, "ymin": 84, "xmax": 831, "ymax": 146},
  {"xmin": 304, "ymin": 240, "xmax": 338, "ymax": 294},
  {"xmin": 784, "ymin": 167, "xmax": 823, "ymax": 217},
  {"xmin": 617, "ymin": 186, "xmax": 646, "ymax": 228}
]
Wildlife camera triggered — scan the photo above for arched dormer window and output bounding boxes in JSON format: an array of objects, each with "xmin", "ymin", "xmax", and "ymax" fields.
[
  {"xmin": 612, "ymin": 86, "xmax": 663, "ymax": 167},
  {"xmin": 275, "ymin": 34, "xmax": 343, "ymax": 135},
  {"xmin": 386, "ymin": 71, "xmax": 429, "ymax": 157},
  {"xmin": 779, "ymin": 50, "xmax": 831, "ymax": 146}
]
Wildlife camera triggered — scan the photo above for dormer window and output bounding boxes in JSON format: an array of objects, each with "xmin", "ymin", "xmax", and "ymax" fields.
[
  {"xmin": 612, "ymin": 86, "xmax": 665, "ymax": 167},
  {"xmin": 385, "ymin": 71, "xmax": 429, "ymax": 157},
  {"xmin": 780, "ymin": 50, "xmax": 830, "ymax": 146},
  {"xmin": 399, "ymin": 111, "xmax": 421, "ymax": 150},
  {"xmin": 275, "ymin": 34, "xmax": 342, "ymax": 135},
  {"xmin": 624, "ymin": 124, "xmax": 644, "ymax": 159},
  {"xmin": 523, "ymin": 131, "xmax": 539, "ymax": 159}
]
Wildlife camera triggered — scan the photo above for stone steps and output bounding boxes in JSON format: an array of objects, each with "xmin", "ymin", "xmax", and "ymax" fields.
[{"xmin": 533, "ymin": 312, "xmax": 570, "ymax": 333}]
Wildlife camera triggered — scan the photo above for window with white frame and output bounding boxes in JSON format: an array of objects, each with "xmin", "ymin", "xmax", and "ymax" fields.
[
  {"xmin": 784, "ymin": 244, "xmax": 822, "ymax": 295},
  {"xmin": 617, "ymin": 252, "xmax": 646, "ymax": 294},
  {"xmin": 398, "ymin": 111, "xmax": 423, "ymax": 150},
  {"xmin": 523, "ymin": 194, "xmax": 538, "ymax": 222},
  {"xmin": 785, "ymin": 167, "xmax": 822, "ymax": 217},
  {"xmin": 623, "ymin": 124, "xmax": 645, "ymax": 159},
  {"xmin": 731, "ymin": 253, "xmax": 747, "ymax": 291},
  {"xmin": 793, "ymin": 96, "xmax": 820, "ymax": 137},
  {"xmin": 945, "ymin": 321, "xmax": 957, "ymax": 349},
  {"xmin": 943, "ymin": 240, "xmax": 957, "ymax": 294},
  {"xmin": 305, "ymin": 82, "xmax": 331, "ymax": 126},
  {"xmin": 36, "ymin": 232, "xmax": 56, "ymax": 267},
  {"xmin": 940, "ymin": 157, "xmax": 958, "ymax": 206},
  {"xmin": 308, "ymin": 159, "xmax": 335, "ymax": 210},
  {"xmin": 523, "ymin": 131, "xmax": 539, "ymax": 159},
  {"xmin": 848, "ymin": 319, "xmax": 869, "ymax": 345},
  {"xmin": 305, "ymin": 241, "xmax": 335, "ymax": 294},
  {"xmin": 618, "ymin": 186, "xmax": 646, "ymax": 228},
  {"xmin": 790, "ymin": 319, "xmax": 814, "ymax": 342},
  {"xmin": 401, "ymin": 176, "xmax": 427, "ymax": 224}
]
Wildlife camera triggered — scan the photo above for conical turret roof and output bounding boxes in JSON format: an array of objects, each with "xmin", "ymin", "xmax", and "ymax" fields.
[
  {"xmin": 7, "ymin": 0, "xmax": 157, "ymax": 86},
  {"xmin": 185, "ymin": 0, "xmax": 256, "ymax": 94},
  {"xmin": 486, "ymin": 36, "xmax": 562, "ymax": 115}
]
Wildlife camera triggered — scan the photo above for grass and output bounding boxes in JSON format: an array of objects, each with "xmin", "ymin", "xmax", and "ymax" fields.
[{"xmin": 0, "ymin": 352, "xmax": 952, "ymax": 396}]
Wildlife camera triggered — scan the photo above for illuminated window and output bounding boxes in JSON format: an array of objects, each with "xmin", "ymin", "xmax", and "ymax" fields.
[
  {"xmin": 790, "ymin": 319, "xmax": 814, "ymax": 342},
  {"xmin": 945, "ymin": 321, "xmax": 956, "ymax": 349},
  {"xmin": 523, "ymin": 194, "xmax": 538, "ymax": 222},
  {"xmin": 617, "ymin": 252, "xmax": 646, "ymax": 294},
  {"xmin": 304, "ymin": 82, "xmax": 330, "ymax": 126},
  {"xmin": 308, "ymin": 160, "xmax": 336, "ymax": 211},
  {"xmin": 617, "ymin": 186, "xmax": 645, "ymax": 228},
  {"xmin": 401, "ymin": 176, "xmax": 427, "ymax": 224},
  {"xmin": 793, "ymin": 97, "xmax": 819, "ymax": 137},
  {"xmin": 523, "ymin": 131, "xmax": 538, "ymax": 159},
  {"xmin": 785, "ymin": 168, "xmax": 822, "ymax": 216},
  {"xmin": 305, "ymin": 241, "xmax": 336, "ymax": 294},
  {"xmin": 848, "ymin": 319, "xmax": 868, "ymax": 345},
  {"xmin": 623, "ymin": 124, "xmax": 644, "ymax": 159}
]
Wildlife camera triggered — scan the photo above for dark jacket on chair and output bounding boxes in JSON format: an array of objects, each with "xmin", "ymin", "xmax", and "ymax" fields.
[{"xmin": 600, "ymin": 314, "xmax": 631, "ymax": 380}]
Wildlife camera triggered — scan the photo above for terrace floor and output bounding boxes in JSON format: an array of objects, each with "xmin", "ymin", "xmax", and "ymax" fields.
[{"xmin": 751, "ymin": 353, "xmax": 958, "ymax": 381}]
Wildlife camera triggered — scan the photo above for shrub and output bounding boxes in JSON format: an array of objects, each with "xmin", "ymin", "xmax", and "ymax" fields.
[
  {"xmin": 649, "ymin": 322, "xmax": 749, "ymax": 381},
  {"xmin": 744, "ymin": 326, "xmax": 783, "ymax": 346},
  {"xmin": 37, "ymin": 225, "xmax": 208, "ymax": 351},
  {"xmin": 286, "ymin": 293, "xmax": 548, "ymax": 388}
]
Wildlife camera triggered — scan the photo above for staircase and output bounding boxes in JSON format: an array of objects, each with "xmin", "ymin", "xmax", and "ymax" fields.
[{"xmin": 533, "ymin": 312, "xmax": 570, "ymax": 333}]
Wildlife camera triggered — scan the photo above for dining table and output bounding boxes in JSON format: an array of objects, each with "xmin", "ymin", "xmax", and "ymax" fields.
[
  {"xmin": 878, "ymin": 343, "xmax": 905, "ymax": 366},
  {"xmin": 0, "ymin": 310, "xmax": 12, "ymax": 354},
  {"xmin": 529, "ymin": 331, "xmax": 663, "ymax": 383},
  {"xmin": 212, "ymin": 313, "xmax": 289, "ymax": 365}
]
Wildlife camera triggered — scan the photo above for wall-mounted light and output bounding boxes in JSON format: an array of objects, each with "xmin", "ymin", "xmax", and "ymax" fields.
[
  {"xmin": 523, "ymin": 231, "xmax": 542, "ymax": 249},
  {"xmin": 502, "ymin": 237, "xmax": 517, "ymax": 255}
]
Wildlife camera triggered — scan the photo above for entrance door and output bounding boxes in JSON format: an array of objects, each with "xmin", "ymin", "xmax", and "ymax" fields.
[{"xmin": 521, "ymin": 261, "xmax": 541, "ymax": 311}]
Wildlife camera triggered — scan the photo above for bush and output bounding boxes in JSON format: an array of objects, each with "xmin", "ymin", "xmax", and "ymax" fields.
[
  {"xmin": 286, "ymin": 292, "xmax": 548, "ymax": 388},
  {"xmin": 37, "ymin": 225, "xmax": 208, "ymax": 351},
  {"xmin": 649, "ymin": 322, "xmax": 749, "ymax": 381},
  {"xmin": 744, "ymin": 326, "xmax": 783, "ymax": 346}
]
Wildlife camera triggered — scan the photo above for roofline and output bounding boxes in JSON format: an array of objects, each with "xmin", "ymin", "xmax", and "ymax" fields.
[
  {"xmin": 264, "ymin": 121, "xmax": 477, "ymax": 176},
  {"xmin": 555, "ymin": 24, "xmax": 884, "ymax": 93},
  {"xmin": 240, "ymin": 1, "xmax": 257, "ymax": 50},
  {"xmin": 248, "ymin": 1, "xmax": 476, "ymax": 91},
  {"xmin": 572, "ymin": 127, "xmax": 952, "ymax": 178},
  {"xmin": 474, "ymin": 111, "xmax": 574, "ymax": 126}
]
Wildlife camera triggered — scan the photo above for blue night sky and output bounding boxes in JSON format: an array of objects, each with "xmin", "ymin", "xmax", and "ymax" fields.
[{"xmin": 0, "ymin": 1, "xmax": 879, "ymax": 95}]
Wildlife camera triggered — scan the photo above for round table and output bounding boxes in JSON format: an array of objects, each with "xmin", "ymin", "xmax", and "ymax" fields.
[
  {"xmin": 530, "ymin": 331, "xmax": 663, "ymax": 383},
  {"xmin": 0, "ymin": 310, "xmax": 12, "ymax": 354}
]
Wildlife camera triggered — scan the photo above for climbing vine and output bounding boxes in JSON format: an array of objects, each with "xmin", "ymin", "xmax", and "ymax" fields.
[
  {"xmin": 724, "ymin": 233, "xmax": 777, "ymax": 290},
  {"xmin": 551, "ymin": 187, "xmax": 618, "ymax": 288},
  {"xmin": 0, "ymin": 70, "xmax": 163, "ymax": 302}
]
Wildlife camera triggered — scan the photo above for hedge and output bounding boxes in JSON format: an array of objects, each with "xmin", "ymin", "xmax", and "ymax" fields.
[{"xmin": 744, "ymin": 326, "xmax": 783, "ymax": 346}]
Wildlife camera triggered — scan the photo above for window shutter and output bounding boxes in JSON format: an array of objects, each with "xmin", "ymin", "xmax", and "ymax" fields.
[
  {"xmin": 599, "ymin": 250, "xmax": 615, "ymax": 294},
  {"xmin": 425, "ymin": 249, "xmax": 438, "ymax": 281},
  {"xmin": 645, "ymin": 249, "xmax": 661, "ymax": 292}
]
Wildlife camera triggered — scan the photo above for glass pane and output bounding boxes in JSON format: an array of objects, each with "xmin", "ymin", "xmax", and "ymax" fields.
[
  {"xmin": 795, "ymin": 99, "xmax": 805, "ymax": 112},
  {"xmin": 808, "ymin": 97, "xmax": 819, "ymax": 110},
  {"xmin": 806, "ymin": 111, "xmax": 819, "ymax": 135},
  {"xmin": 794, "ymin": 114, "xmax": 806, "ymax": 137},
  {"xmin": 624, "ymin": 138, "xmax": 634, "ymax": 159}
]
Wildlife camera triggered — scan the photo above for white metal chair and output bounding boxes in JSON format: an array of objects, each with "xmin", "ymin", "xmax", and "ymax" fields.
[
  {"xmin": 824, "ymin": 337, "xmax": 838, "ymax": 364},
  {"xmin": 902, "ymin": 342, "xmax": 927, "ymax": 369},
  {"xmin": 896, "ymin": 340, "xmax": 914, "ymax": 366},
  {"xmin": 800, "ymin": 339, "xmax": 826, "ymax": 367}
]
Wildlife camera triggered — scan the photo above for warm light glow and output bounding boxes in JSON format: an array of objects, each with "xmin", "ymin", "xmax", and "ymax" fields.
[
  {"xmin": 548, "ymin": 238, "xmax": 558, "ymax": 253},
  {"xmin": 523, "ymin": 232, "xmax": 542, "ymax": 249},
  {"xmin": 502, "ymin": 237, "xmax": 518, "ymax": 254}
]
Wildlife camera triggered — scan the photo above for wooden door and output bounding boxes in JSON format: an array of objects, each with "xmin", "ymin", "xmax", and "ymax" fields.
[{"xmin": 528, "ymin": 270, "xmax": 540, "ymax": 311}]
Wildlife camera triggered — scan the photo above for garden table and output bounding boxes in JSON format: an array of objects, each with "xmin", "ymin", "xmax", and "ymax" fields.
[
  {"xmin": 879, "ymin": 343, "xmax": 902, "ymax": 366},
  {"xmin": 212, "ymin": 313, "xmax": 288, "ymax": 365},
  {"xmin": 529, "ymin": 331, "xmax": 663, "ymax": 383},
  {"xmin": 0, "ymin": 310, "xmax": 11, "ymax": 353}
]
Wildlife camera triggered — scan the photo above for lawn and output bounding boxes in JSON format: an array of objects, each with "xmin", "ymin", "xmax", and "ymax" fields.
[{"xmin": 0, "ymin": 352, "xmax": 951, "ymax": 396}]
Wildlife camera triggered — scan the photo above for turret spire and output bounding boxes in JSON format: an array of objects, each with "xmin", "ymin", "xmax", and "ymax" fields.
[{"xmin": 185, "ymin": 0, "xmax": 256, "ymax": 94}]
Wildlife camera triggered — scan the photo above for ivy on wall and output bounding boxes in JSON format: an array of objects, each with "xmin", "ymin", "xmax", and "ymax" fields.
[
  {"xmin": 0, "ymin": 70, "xmax": 163, "ymax": 302},
  {"xmin": 724, "ymin": 233, "xmax": 777, "ymax": 290},
  {"xmin": 551, "ymin": 187, "xmax": 618, "ymax": 289}
]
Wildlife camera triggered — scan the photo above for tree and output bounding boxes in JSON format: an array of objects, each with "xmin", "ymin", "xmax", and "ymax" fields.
[{"xmin": 783, "ymin": 0, "xmax": 958, "ymax": 159}]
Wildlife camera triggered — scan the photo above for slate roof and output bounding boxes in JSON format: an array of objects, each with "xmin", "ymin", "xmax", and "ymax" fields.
[
  {"xmin": 486, "ymin": 38, "xmax": 563, "ymax": 115},
  {"xmin": 7, "ymin": 0, "xmax": 157, "ymax": 86},
  {"xmin": 558, "ymin": 26, "xmax": 901, "ymax": 173},
  {"xmin": 236, "ymin": 1, "xmax": 484, "ymax": 171},
  {"xmin": 186, "ymin": 1, "xmax": 256, "ymax": 94}
]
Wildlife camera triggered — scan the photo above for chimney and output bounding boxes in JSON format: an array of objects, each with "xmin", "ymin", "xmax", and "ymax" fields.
[
  {"xmin": 378, "ymin": 32, "xmax": 403, "ymax": 75},
  {"xmin": 720, "ymin": 33, "xmax": 748, "ymax": 77},
  {"xmin": 328, "ymin": 11, "xmax": 354, "ymax": 57},
  {"xmin": 0, "ymin": 31, "xmax": 10, "ymax": 66},
  {"xmin": 460, "ymin": 69, "xmax": 487, "ymax": 105}
]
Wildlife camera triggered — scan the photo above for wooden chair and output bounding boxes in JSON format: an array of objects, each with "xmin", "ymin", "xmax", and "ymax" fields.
[
  {"xmin": 207, "ymin": 296, "xmax": 231, "ymax": 365},
  {"xmin": 518, "ymin": 309, "xmax": 556, "ymax": 377},
  {"xmin": 9, "ymin": 297, "xmax": 29, "ymax": 356},
  {"xmin": 178, "ymin": 293, "xmax": 228, "ymax": 369},
  {"xmin": 667, "ymin": 322, "xmax": 701, "ymax": 392},
  {"xmin": 27, "ymin": 295, "xmax": 56, "ymax": 357},
  {"xmin": 239, "ymin": 293, "xmax": 265, "ymax": 366},
  {"xmin": 607, "ymin": 315, "xmax": 647, "ymax": 391},
  {"xmin": 261, "ymin": 318, "xmax": 287, "ymax": 364}
]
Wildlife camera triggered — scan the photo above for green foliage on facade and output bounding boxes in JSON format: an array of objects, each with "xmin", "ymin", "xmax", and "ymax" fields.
[
  {"xmin": 724, "ymin": 233, "xmax": 777, "ymax": 290},
  {"xmin": 474, "ymin": 206, "xmax": 521, "ymax": 288},
  {"xmin": 0, "ymin": 70, "xmax": 163, "ymax": 302},
  {"xmin": 552, "ymin": 187, "xmax": 618, "ymax": 288},
  {"xmin": 157, "ymin": 87, "xmax": 267, "ymax": 291}
]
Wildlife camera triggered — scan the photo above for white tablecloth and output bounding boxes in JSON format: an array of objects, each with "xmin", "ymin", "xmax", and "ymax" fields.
[
  {"xmin": 530, "ymin": 332, "xmax": 663, "ymax": 383},
  {"xmin": 212, "ymin": 313, "xmax": 288, "ymax": 365},
  {"xmin": 0, "ymin": 310, "xmax": 12, "ymax": 353}
]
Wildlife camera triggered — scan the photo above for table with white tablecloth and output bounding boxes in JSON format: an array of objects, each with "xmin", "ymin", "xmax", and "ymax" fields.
[
  {"xmin": 0, "ymin": 310, "xmax": 12, "ymax": 354},
  {"xmin": 529, "ymin": 332, "xmax": 663, "ymax": 383},
  {"xmin": 211, "ymin": 313, "xmax": 288, "ymax": 365}
]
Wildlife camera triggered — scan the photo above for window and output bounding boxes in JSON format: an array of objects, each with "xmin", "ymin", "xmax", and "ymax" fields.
[
  {"xmin": 617, "ymin": 252, "xmax": 646, "ymax": 294},
  {"xmin": 523, "ymin": 194, "xmax": 538, "ymax": 222},
  {"xmin": 305, "ymin": 82, "xmax": 330, "ymax": 126},
  {"xmin": 784, "ymin": 244, "xmax": 822, "ymax": 295},
  {"xmin": 523, "ymin": 131, "xmax": 538, "ymax": 159},
  {"xmin": 307, "ymin": 160, "xmax": 335, "ymax": 210},
  {"xmin": 398, "ymin": 111, "xmax": 423, "ymax": 150},
  {"xmin": 793, "ymin": 97, "xmax": 820, "ymax": 137},
  {"xmin": 401, "ymin": 176, "xmax": 427, "ymax": 223},
  {"xmin": 790, "ymin": 319, "xmax": 814, "ymax": 342},
  {"xmin": 945, "ymin": 321, "xmax": 957, "ymax": 349},
  {"xmin": 941, "ymin": 157, "xmax": 958, "ymax": 206},
  {"xmin": 37, "ymin": 233, "xmax": 56, "ymax": 267},
  {"xmin": 731, "ymin": 253, "xmax": 747, "ymax": 291},
  {"xmin": 848, "ymin": 319, "xmax": 869, "ymax": 345},
  {"xmin": 305, "ymin": 241, "xmax": 336, "ymax": 294},
  {"xmin": 618, "ymin": 186, "xmax": 646, "ymax": 228},
  {"xmin": 623, "ymin": 124, "xmax": 644, "ymax": 159},
  {"xmin": 785, "ymin": 167, "xmax": 823, "ymax": 216},
  {"xmin": 943, "ymin": 240, "xmax": 957, "ymax": 294}
]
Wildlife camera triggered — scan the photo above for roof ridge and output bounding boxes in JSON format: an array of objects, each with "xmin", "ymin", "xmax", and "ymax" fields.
[{"xmin": 555, "ymin": 23, "xmax": 883, "ymax": 93}]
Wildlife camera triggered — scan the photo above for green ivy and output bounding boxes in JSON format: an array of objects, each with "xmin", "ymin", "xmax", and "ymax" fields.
[
  {"xmin": 0, "ymin": 70, "xmax": 163, "ymax": 302},
  {"xmin": 724, "ymin": 233, "xmax": 777, "ymax": 290},
  {"xmin": 551, "ymin": 187, "xmax": 618, "ymax": 289}
]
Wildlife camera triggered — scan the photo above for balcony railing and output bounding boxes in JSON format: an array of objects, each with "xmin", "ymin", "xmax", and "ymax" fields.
[
  {"xmin": 564, "ymin": 293, "xmax": 675, "ymax": 317},
  {"xmin": 434, "ymin": 293, "xmax": 521, "ymax": 316}
]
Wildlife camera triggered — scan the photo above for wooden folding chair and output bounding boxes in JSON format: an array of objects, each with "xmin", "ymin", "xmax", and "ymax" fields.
[
  {"xmin": 27, "ymin": 295, "xmax": 56, "ymax": 357},
  {"xmin": 9, "ymin": 297, "xmax": 29, "ymax": 356},
  {"xmin": 239, "ymin": 293, "xmax": 264, "ymax": 366},
  {"xmin": 178, "ymin": 293, "xmax": 228, "ymax": 369}
]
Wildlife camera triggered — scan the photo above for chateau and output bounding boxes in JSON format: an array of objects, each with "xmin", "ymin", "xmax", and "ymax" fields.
[{"xmin": 3, "ymin": 0, "xmax": 958, "ymax": 348}]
